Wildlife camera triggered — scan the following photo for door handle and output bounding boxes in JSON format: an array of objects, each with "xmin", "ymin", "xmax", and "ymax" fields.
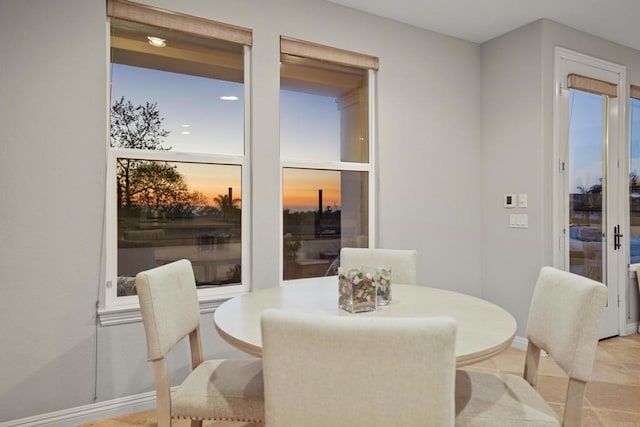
[{"xmin": 614, "ymin": 225, "xmax": 623, "ymax": 250}]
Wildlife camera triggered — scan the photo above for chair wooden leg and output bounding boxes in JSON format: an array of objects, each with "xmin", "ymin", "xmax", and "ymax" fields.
[
  {"xmin": 152, "ymin": 359, "xmax": 172, "ymax": 427},
  {"xmin": 189, "ymin": 327, "xmax": 204, "ymax": 368},
  {"xmin": 523, "ymin": 341, "xmax": 541, "ymax": 387},
  {"xmin": 563, "ymin": 378, "xmax": 587, "ymax": 427}
]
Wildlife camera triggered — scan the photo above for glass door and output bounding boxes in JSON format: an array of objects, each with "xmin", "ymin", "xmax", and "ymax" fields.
[
  {"xmin": 568, "ymin": 89, "xmax": 606, "ymax": 283},
  {"xmin": 555, "ymin": 48, "xmax": 626, "ymax": 339}
]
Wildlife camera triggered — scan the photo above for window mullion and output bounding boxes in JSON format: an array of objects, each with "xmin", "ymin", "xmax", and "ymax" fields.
[
  {"xmin": 281, "ymin": 159, "xmax": 372, "ymax": 172},
  {"xmin": 110, "ymin": 148, "xmax": 244, "ymax": 165}
]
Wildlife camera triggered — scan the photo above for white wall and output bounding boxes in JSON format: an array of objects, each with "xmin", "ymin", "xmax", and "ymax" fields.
[
  {"xmin": 479, "ymin": 21, "xmax": 546, "ymax": 337},
  {"xmin": 0, "ymin": 0, "xmax": 482, "ymax": 421},
  {"xmin": 0, "ymin": 0, "xmax": 108, "ymax": 420}
]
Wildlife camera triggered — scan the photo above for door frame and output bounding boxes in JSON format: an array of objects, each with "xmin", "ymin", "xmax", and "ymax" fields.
[{"xmin": 552, "ymin": 46, "xmax": 628, "ymax": 338}]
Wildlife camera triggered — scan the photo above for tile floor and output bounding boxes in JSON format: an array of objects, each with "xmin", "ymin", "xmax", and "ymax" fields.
[
  {"xmin": 463, "ymin": 333, "xmax": 640, "ymax": 426},
  {"xmin": 80, "ymin": 333, "xmax": 640, "ymax": 426}
]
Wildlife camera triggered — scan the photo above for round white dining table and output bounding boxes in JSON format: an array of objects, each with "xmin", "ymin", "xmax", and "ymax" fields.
[{"xmin": 214, "ymin": 281, "xmax": 517, "ymax": 366}]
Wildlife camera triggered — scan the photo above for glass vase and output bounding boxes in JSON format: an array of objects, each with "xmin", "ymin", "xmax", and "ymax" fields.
[
  {"xmin": 376, "ymin": 267, "xmax": 392, "ymax": 306},
  {"xmin": 338, "ymin": 267, "xmax": 377, "ymax": 313}
]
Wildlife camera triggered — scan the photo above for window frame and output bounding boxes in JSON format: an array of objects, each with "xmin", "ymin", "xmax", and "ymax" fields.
[
  {"xmin": 279, "ymin": 37, "xmax": 378, "ymax": 284},
  {"xmin": 101, "ymin": 1, "xmax": 252, "ymax": 322}
]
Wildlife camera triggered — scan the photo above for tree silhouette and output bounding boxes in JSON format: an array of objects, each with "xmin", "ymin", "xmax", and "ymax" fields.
[
  {"xmin": 631, "ymin": 171, "xmax": 639, "ymax": 194},
  {"xmin": 110, "ymin": 97, "xmax": 170, "ymax": 209},
  {"xmin": 130, "ymin": 162, "xmax": 188, "ymax": 213},
  {"xmin": 189, "ymin": 190, "xmax": 208, "ymax": 207},
  {"xmin": 214, "ymin": 193, "xmax": 241, "ymax": 220}
]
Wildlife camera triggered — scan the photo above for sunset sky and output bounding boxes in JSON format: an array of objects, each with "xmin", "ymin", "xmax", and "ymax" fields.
[
  {"xmin": 569, "ymin": 89, "xmax": 605, "ymax": 193},
  {"xmin": 282, "ymin": 168, "xmax": 341, "ymax": 212},
  {"xmin": 111, "ymin": 63, "xmax": 340, "ymax": 211}
]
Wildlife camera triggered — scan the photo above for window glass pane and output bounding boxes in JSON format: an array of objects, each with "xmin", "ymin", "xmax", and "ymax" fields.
[
  {"xmin": 280, "ymin": 54, "xmax": 368, "ymax": 163},
  {"xmin": 116, "ymin": 160, "xmax": 241, "ymax": 296},
  {"xmin": 630, "ymin": 97, "xmax": 640, "ymax": 264},
  {"xmin": 283, "ymin": 168, "xmax": 368, "ymax": 280},
  {"xmin": 110, "ymin": 19, "xmax": 244, "ymax": 156},
  {"xmin": 110, "ymin": 17, "xmax": 246, "ymax": 299},
  {"xmin": 568, "ymin": 89, "xmax": 605, "ymax": 282},
  {"xmin": 280, "ymin": 89, "xmax": 340, "ymax": 161}
]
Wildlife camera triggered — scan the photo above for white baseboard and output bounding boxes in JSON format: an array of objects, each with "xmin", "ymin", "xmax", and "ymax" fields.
[
  {"xmin": 513, "ymin": 323, "xmax": 639, "ymax": 353},
  {"xmin": 0, "ymin": 391, "xmax": 157, "ymax": 427},
  {"xmin": 512, "ymin": 335, "xmax": 528, "ymax": 351}
]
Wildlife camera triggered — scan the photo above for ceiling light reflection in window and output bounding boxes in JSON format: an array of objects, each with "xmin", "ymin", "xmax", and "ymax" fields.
[{"xmin": 147, "ymin": 36, "xmax": 166, "ymax": 47}]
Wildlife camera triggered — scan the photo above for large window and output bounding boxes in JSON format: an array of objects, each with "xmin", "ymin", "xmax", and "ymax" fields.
[
  {"xmin": 280, "ymin": 37, "xmax": 378, "ymax": 281},
  {"xmin": 105, "ymin": 0, "xmax": 251, "ymax": 309}
]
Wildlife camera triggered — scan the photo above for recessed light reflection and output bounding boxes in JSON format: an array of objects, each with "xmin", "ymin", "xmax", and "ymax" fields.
[
  {"xmin": 220, "ymin": 95, "xmax": 239, "ymax": 101},
  {"xmin": 147, "ymin": 36, "xmax": 166, "ymax": 47},
  {"xmin": 181, "ymin": 131, "xmax": 191, "ymax": 135}
]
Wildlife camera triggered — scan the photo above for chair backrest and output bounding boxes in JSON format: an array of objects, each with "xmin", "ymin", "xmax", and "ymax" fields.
[
  {"xmin": 261, "ymin": 309, "xmax": 457, "ymax": 427},
  {"xmin": 526, "ymin": 266, "xmax": 607, "ymax": 381},
  {"xmin": 136, "ymin": 259, "xmax": 201, "ymax": 361},
  {"xmin": 340, "ymin": 247, "xmax": 417, "ymax": 285}
]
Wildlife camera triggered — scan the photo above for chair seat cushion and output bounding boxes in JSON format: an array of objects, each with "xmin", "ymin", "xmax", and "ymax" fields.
[
  {"xmin": 172, "ymin": 359, "xmax": 265, "ymax": 423},
  {"xmin": 455, "ymin": 370, "xmax": 560, "ymax": 427}
]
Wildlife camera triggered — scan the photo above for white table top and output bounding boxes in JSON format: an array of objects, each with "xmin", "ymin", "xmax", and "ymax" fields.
[{"xmin": 214, "ymin": 281, "xmax": 517, "ymax": 366}]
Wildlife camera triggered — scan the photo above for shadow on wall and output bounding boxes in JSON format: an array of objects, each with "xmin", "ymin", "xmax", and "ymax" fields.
[
  {"xmin": 95, "ymin": 321, "xmax": 154, "ymax": 403},
  {"xmin": 0, "ymin": 335, "xmax": 98, "ymax": 422}
]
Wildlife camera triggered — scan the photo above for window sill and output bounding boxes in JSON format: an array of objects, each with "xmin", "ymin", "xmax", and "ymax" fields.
[{"xmin": 98, "ymin": 298, "xmax": 231, "ymax": 326}]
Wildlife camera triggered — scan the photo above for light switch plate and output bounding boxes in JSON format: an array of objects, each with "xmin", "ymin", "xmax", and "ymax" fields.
[
  {"xmin": 519, "ymin": 193, "xmax": 528, "ymax": 208},
  {"xmin": 509, "ymin": 214, "xmax": 528, "ymax": 228}
]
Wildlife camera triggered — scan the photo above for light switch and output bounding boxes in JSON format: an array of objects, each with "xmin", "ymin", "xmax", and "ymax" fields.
[
  {"xmin": 519, "ymin": 193, "xmax": 528, "ymax": 208},
  {"xmin": 509, "ymin": 214, "xmax": 529, "ymax": 228}
]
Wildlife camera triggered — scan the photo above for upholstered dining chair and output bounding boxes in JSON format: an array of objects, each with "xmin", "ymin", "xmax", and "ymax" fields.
[
  {"xmin": 455, "ymin": 266, "xmax": 607, "ymax": 427},
  {"xmin": 261, "ymin": 309, "xmax": 457, "ymax": 427},
  {"xmin": 339, "ymin": 247, "xmax": 417, "ymax": 284},
  {"xmin": 136, "ymin": 259, "xmax": 265, "ymax": 427}
]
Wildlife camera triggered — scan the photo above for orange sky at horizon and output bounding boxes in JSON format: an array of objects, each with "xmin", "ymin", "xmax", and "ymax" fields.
[
  {"xmin": 175, "ymin": 162, "xmax": 241, "ymax": 207},
  {"xmin": 172, "ymin": 162, "xmax": 341, "ymax": 212},
  {"xmin": 282, "ymin": 168, "xmax": 341, "ymax": 212}
]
